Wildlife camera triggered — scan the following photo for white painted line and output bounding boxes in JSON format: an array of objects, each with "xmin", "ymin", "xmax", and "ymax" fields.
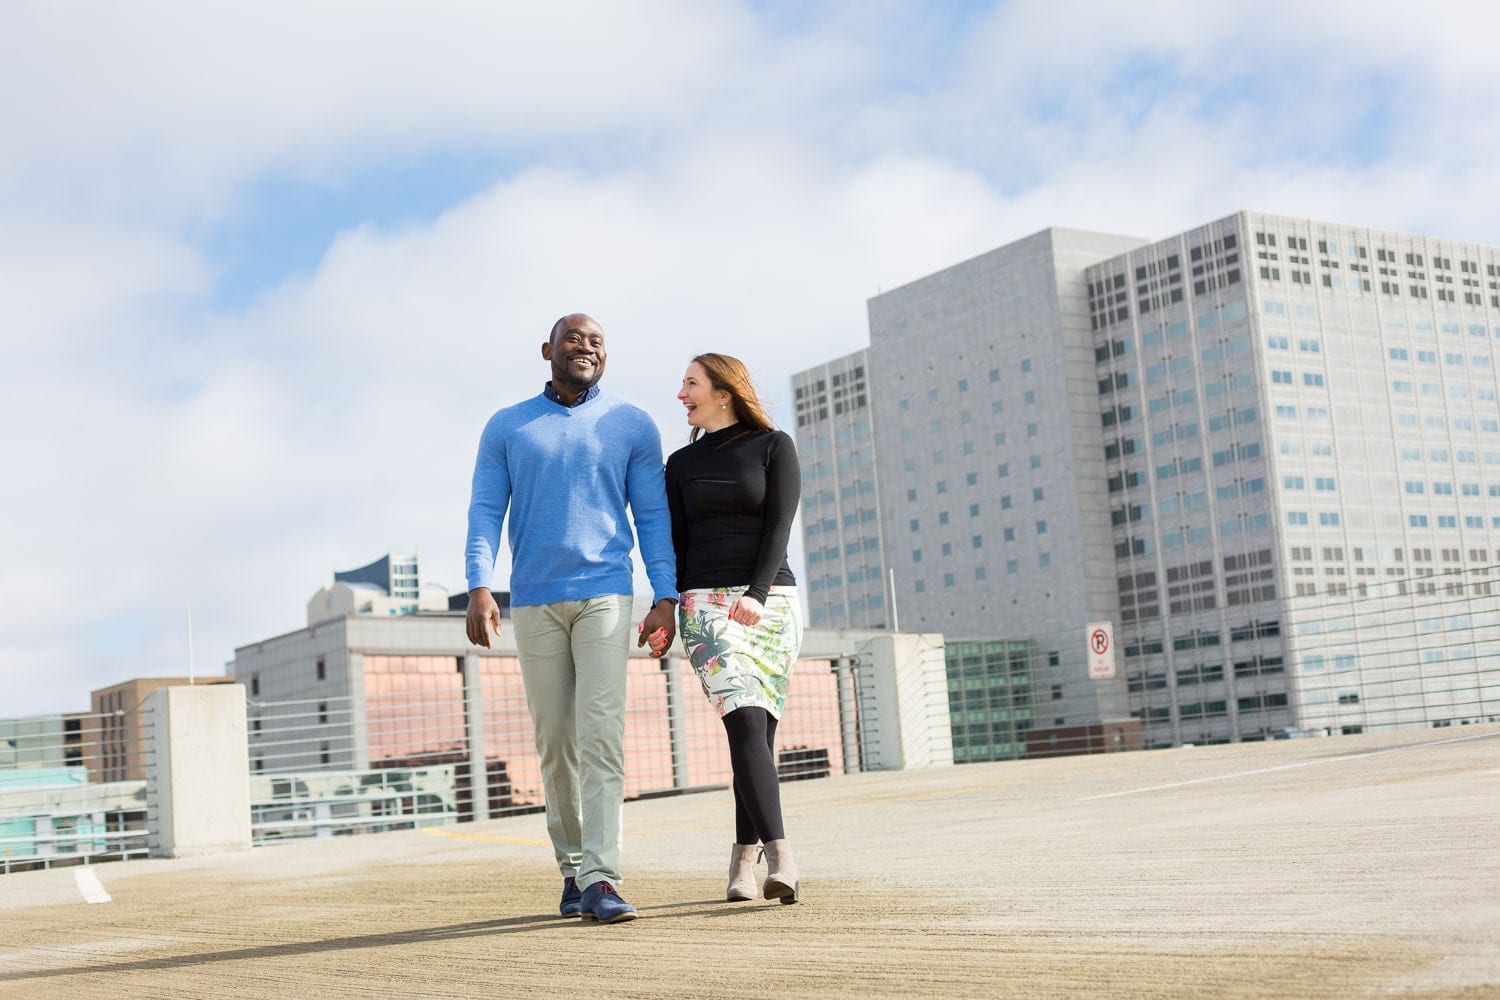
[
  {"xmin": 74, "ymin": 867, "xmax": 112, "ymax": 904},
  {"xmin": 1079, "ymin": 731, "xmax": 1500, "ymax": 802}
]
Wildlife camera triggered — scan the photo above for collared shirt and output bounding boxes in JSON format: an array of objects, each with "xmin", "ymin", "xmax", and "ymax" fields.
[{"xmin": 543, "ymin": 382, "xmax": 600, "ymax": 408}]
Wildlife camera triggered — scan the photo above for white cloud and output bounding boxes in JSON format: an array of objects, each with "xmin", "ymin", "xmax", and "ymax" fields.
[
  {"xmin": 0, "ymin": 1, "xmax": 759, "ymax": 221},
  {"xmin": 4, "ymin": 0, "xmax": 1500, "ymax": 715}
]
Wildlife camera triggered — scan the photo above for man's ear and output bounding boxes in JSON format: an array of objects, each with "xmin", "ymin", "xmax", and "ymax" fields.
[{"xmin": 541, "ymin": 340, "xmax": 553, "ymax": 360}]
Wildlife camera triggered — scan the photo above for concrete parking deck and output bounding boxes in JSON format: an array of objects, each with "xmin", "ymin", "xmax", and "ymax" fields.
[{"xmin": 2, "ymin": 725, "xmax": 1497, "ymax": 999}]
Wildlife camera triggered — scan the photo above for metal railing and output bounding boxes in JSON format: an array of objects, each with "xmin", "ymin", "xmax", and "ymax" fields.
[
  {"xmin": 245, "ymin": 654, "xmax": 864, "ymax": 845},
  {"xmin": 942, "ymin": 561, "xmax": 1500, "ymax": 759},
  {"xmin": 0, "ymin": 706, "xmax": 156, "ymax": 874}
]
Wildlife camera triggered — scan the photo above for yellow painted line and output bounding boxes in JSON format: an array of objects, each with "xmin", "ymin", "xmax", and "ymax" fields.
[{"xmin": 422, "ymin": 827, "xmax": 550, "ymax": 847}]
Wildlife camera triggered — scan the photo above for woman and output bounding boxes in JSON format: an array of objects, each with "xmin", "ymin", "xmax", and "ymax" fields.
[{"xmin": 660, "ymin": 353, "xmax": 804, "ymax": 904}]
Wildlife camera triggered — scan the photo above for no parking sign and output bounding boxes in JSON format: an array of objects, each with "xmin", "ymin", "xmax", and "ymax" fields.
[{"xmin": 1086, "ymin": 621, "xmax": 1115, "ymax": 679}]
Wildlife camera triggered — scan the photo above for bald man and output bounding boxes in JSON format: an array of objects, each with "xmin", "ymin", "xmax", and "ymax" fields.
[{"xmin": 466, "ymin": 313, "xmax": 677, "ymax": 923}]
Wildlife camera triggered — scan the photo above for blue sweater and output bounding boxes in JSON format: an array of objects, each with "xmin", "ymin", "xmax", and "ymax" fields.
[{"xmin": 465, "ymin": 389, "xmax": 677, "ymax": 607}]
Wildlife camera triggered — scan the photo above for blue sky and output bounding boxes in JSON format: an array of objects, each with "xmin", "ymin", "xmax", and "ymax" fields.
[
  {"xmin": 203, "ymin": 152, "xmax": 514, "ymax": 308},
  {"xmin": 3, "ymin": 0, "xmax": 1500, "ymax": 716}
]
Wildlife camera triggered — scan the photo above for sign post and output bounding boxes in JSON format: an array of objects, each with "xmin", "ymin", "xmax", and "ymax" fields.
[{"xmin": 1086, "ymin": 621, "xmax": 1115, "ymax": 680}]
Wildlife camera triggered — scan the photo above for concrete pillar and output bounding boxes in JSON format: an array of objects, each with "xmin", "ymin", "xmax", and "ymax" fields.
[
  {"xmin": 800, "ymin": 631, "xmax": 953, "ymax": 772},
  {"xmin": 462, "ymin": 654, "xmax": 488, "ymax": 822},
  {"xmin": 146, "ymin": 684, "xmax": 252, "ymax": 858},
  {"xmin": 347, "ymin": 652, "xmax": 370, "ymax": 771},
  {"xmin": 863, "ymin": 634, "xmax": 953, "ymax": 771},
  {"xmin": 662, "ymin": 655, "xmax": 689, "ymax": 789},
  {"xmin": 34, "ymin": 815, "xmax": 54, "ymax": 858}
]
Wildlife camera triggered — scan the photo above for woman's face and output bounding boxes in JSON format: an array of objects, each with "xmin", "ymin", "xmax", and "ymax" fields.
[{"xmin": 678, "ymin": 361, "xmax": 729, "ymax": 428}]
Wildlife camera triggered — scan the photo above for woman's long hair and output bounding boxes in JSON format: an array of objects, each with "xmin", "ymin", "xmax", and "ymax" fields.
[{"xmin": 690, "ymin": 353, "xmax": 775, "ymax": 442}]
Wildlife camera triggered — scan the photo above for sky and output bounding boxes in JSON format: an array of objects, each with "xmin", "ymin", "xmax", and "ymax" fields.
[{"xmin": 5, "ymin": 0, "xmax": 1500, "ymax": 717}]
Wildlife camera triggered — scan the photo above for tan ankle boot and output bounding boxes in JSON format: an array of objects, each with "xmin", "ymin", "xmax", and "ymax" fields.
[
  {"xmin": 726, "ymin": 843, "xmax": 760, "ymax": 901},
  {"xmin": 761, "ymin": 839, "xmax": 799, "ymax": 904}
]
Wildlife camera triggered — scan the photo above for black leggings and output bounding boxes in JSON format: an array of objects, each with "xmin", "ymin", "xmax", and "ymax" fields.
[{"xmin": 722, "ymin": 707, "xmax": 784, "ymax": 844}]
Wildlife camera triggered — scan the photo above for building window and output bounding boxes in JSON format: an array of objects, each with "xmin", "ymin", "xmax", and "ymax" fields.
[{"xmin": 316, "ymin": 657, "xmax": 326, "ymax": 681}]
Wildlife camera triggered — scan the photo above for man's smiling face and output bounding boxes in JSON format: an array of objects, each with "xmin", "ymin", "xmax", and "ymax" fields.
[{"xmin": 543, "ymin": 314, "xmax": 606, "ymax": 394}]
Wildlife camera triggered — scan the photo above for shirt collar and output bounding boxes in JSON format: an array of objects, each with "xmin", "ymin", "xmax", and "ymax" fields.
[{"xmin": 543, "ymin": 383, "xmax": 600, "ymax": 408}]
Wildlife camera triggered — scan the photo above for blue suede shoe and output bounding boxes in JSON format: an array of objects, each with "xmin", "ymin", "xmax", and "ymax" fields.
[
  {"xmin": 579, "ymin": 880, "xmax": 638, "ymax": 923},
  {"xmin": 559, "ymin": 877, "xmax": 582, "ymax": 918}
]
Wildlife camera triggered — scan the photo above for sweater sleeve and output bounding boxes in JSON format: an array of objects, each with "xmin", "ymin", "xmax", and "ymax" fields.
[
  {"xmin": 465, "ymin": 414, "xmax": 512, "ymax": 591},
  {"xmin": 745, "ymin": 431, "xmax": 800, "ymax": 603},
  {"xmin": 626, "ymin": 414, "xmax": 679, "ymax": 604}
]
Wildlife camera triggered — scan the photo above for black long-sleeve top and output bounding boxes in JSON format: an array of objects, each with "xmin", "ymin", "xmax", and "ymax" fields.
[{"xmin": 664, "ymin": 425, "xmax": 800, "ymax": 603}]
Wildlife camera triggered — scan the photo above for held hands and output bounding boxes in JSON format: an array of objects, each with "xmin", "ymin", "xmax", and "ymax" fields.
[
  {"xmin": 728, "ymin": 595, "xmax": 764, "ymax": 627},
  {"xmin": 465, "ymin": 588, "xmax": 502, "ymax": 648},
  {"xmin": 638, "ymin": 600, "xmax": 677, "ymax": 657}
]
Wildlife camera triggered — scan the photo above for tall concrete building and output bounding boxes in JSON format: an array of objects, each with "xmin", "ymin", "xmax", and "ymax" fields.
[
  {"xmin": 795, "ymin": 212, "xmax": 1500, "ymax": 758},
  {"xmin": 792, "ymin": 349, "xmax": 891, "ymax": 629},
  {"xmin": 866, "ymin": 228, "xmax": 1150, "ymax": 757},
  {"xmin": 1092, "ymin": 211, "xmax": 1500, "ymax": 748}
]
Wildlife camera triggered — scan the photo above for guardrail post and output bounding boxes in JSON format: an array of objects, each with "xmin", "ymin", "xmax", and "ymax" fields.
[
  {"xmin": 313, "ymin": 801, "xmax": 332, "ymax": 839},
  {"xmin": 662, "ymin": 655, "xmax": 689, "ymax": 789},
  {"xmin": 831, "ymin": 658, "xmax": 862, "ymax": 775},
  {"xmin": 146, "ymin": 684, "xmax": 252, "ymax": 858},
  {"xmin": 462, "ymin": 654, "xmax": 488, "ymax": 821}
]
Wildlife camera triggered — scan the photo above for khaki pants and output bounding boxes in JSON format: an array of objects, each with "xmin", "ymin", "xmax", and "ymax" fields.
[{"xmin": 511, "ymin": 595, "xmax": 631, "ymax": 891}]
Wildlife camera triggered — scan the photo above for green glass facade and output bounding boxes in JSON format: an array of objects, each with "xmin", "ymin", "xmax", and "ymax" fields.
[{"xmin": 944, "ymin": 639, "xmax": 1037, "ymax": 762}]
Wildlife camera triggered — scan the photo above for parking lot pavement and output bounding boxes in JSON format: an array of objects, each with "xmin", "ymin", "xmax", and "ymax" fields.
[{"xmin": 2, "ymin": 724, "xmax": 1497, "ymax": 998}]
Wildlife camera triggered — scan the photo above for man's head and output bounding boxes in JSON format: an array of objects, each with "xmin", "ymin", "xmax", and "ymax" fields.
[{"xmin": 542, "ymin": 313, "xmax": 606, "ymax": 397}]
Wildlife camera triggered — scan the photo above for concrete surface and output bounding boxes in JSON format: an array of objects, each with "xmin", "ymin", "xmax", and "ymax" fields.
[{"xmin": 1, "ymin": 725, "xmax": 1497, "ymax": 999}]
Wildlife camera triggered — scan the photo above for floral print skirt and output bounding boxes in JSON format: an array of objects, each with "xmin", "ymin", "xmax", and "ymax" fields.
[{"xmin": 678, "ymin": 586, "xmax": 803, "ymax": 719}]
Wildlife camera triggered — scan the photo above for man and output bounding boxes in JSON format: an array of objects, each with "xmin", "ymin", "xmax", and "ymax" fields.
[{"xmin": 465, "ymin": 312, "xmax": 677, "ymax": 924}]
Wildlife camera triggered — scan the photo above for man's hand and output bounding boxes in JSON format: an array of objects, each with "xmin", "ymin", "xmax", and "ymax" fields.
[
  {"xmin": 637, "ymin": 599, "xmax": 677, "ymax": 657},
  {"xmin": 466, "ymin": 588, "xmax": 501, "ymax": 648}
]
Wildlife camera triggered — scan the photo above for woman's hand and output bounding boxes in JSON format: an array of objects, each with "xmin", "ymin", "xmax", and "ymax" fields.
[{"xmin": 728, "ymin": 595, "xmax": 764, "ymax": 626}]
